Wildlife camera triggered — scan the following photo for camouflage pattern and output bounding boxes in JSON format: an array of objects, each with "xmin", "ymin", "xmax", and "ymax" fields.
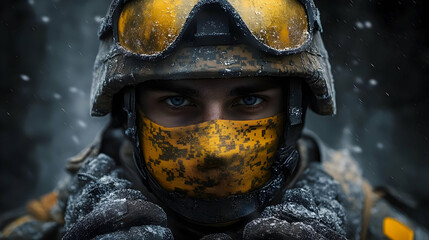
[{"xmin": 138, "ymin": 110, "xmax": 285, "ymax": 198}]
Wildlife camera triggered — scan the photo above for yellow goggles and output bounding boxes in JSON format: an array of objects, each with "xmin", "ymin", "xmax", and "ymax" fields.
[{"xmin": 115, "ymin": 0, "xmax": 320, "ymax": 57}]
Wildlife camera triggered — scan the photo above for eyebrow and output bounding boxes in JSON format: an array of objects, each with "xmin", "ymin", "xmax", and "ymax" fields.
[
  {"xmin": 141, "ymin": 80, "xmax": 282, "ymax": 96},
  {"xmin": 142, "ymin": 81, "xmax": 199, "ymax": 97},
  {"xmin": 229, "ymin": 83, "xmax": 281, "ymax": 96}
]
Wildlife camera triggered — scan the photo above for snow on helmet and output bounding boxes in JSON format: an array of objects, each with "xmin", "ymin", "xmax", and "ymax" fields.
[{"xmin": 90, "ymin": 0, "xmax": 335, "ymax": 117}]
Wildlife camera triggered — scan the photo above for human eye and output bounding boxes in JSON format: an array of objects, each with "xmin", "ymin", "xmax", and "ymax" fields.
[
  {"xmin": 164, "ymin": 96, "xmax": 192, "ymax": 107},
  {"xmin": 237, "ymin": 96, "xmax": 264, "ymax": 106}
]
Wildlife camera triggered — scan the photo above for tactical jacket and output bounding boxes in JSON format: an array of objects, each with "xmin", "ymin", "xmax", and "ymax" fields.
[{"xmin": 1, "ymin": 126, "xmax": 428, "ymax": 240}]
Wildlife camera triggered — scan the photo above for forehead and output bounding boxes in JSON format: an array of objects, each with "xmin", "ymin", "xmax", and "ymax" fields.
[{"xmin": 138, "ymin": 77, "xmax": 285, "ymax": 93}]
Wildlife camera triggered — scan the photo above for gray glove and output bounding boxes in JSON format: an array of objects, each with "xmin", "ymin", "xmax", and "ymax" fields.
[
  {"xmin": 243, "ymin": 163, "xmax": 348, "ymax": 240},
  {"xmin": 200, "ymin": 233, "xmax": 233, "ymax": 240},
  {"xmin": 63, "ymin": 154, "xmax": 173, "ymax": 240},
  {"xmin": 92, "ymin": 225, "xmax": 173, "ymax": 240}
]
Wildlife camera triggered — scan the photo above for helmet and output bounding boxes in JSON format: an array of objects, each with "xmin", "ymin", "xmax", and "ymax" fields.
[
  {"xmin": 90, "ymin": 0, "xmax": 335, "ymax": 225},
  {"xmin": 91, "ymin": 0, "xmax": 335, "ymax": 117}
]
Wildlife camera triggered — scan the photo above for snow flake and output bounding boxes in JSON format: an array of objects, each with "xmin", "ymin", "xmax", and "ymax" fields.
[
  {"xmin": 94, "ymin": 16, "xmax": 103, "ymax": 24},
  {"xmin": 365, "ymin": 21, "xmax": 373, "ymax": 29},
  {"xmin": 69, "ymin": 87, "xmax": 78, "ymax": 93},
  {"xmin": 20, "ymin": 74, "xmax": 30, "ymax": 82},
  {"xmin": 77, "ymin": 120, "xmax": 87, "ymax": 128},
  {"xmin": 69, "ymin": 87, "xmax": 85, "ymax": 96},
  {"xmin": 72, "ymin": 135, "xmax": 80, "ymax": 144},
  {"xmin": 369, "ymin": 79, "xmax": 378, "ymax": 86},
  {"xmin": 53, "ymin": 93, "xmax": 62, "ymax": 100},
  {"xmin": 356, "ymin": 20, "xmax": 372, "ymax": 29},
  {"xmin": 355, "ymin": 21, "xmax": 364, "ymax": 29},
  {"xmin": 351, "ymin": 145, "xmax": 363, "ymax": 153},
  {"xmin": 41, "ymin": 16, "xmax": 50, "ymax": 23}
]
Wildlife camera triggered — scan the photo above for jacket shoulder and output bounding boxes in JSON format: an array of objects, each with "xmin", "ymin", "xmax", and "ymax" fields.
[
  {"xmin": 300, "ymin": 131, "xmax": 366, "ymax": 214},
  {"xmin": 365, "ymin": 189, "xmax": 429, "ymax": 240},
  {"xmin": 301, "ymin": 131, "xmax": 429, "ymax": 240},
  {"xmin": 0, "ymin": 133, "xmax": 104, "ymax": 239}
]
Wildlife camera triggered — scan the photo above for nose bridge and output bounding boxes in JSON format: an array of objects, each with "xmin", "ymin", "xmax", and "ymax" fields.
[{"xmin": 202, "ymin": 101, "xmax": 224, "ymax": 121}]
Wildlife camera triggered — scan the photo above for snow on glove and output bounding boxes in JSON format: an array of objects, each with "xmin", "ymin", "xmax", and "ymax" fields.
[
  {"xmin": 200, "ymin": 233, "xmax": 233, "ymax": 240},
  {"xmin": 91, "ymin": 225, "xmax": 173, "ymax": 240},
  {"xmin": 243, "ymin": 163, "xmax": 348, "ymax": 240},
  {"xmin": 63, "ymin": 154, "xmax": 173, "ymax": 240}
]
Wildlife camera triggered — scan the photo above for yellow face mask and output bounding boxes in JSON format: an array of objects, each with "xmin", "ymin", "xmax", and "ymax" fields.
[{"xmin": 138, "ymin": 110, "xmax": 284, "ymax": 199}]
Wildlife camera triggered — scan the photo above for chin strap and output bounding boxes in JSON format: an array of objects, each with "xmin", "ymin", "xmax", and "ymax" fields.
[
  {"xmin": 271, "ymin": 78, "xmax": 304, "ymax": 187},
  {"xmin": 123, "ymin": 88, "xmax": 147, "ymax": 183},
  {"xmin": 284, "ymin": 78, "xmax": 304, "ymax": 150}
]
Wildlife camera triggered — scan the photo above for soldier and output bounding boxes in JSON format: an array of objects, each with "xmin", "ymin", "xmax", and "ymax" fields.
[{"xmin": 1, "ymin": 0, "xmax": 428, "ymax": 239}]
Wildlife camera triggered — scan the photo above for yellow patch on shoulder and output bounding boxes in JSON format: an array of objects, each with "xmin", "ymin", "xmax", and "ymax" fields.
[
  {"xmin": 27, "ymin": 191, "xmax": 58, "ymax": 221},
  {"xmin": 2, "ymin": 215, "xmax": 33, "ymax": 237},
  {"xmin": 383, "ymin": 217, "xmax": 414, "ymax": 240}
]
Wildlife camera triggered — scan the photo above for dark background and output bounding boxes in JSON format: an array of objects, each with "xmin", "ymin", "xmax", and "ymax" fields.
[{"xmin": 1, "ymin": 0, "xmax": 428, "ymax": 226}]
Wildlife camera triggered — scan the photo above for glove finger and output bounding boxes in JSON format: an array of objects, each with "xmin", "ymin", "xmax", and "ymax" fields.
[
  {"xmin": 294, "ymin": 163, "xmax": 344, "ymax": 201},
  {"xmin": 71, "ymin": 188, "xmax": 147, "ymax": 231},
  {"xmin": 77, "ymin": 154, "xmax": 116, "ymax": 181},
  {"xmin": 64, "ymin": 199, "xmax": 167, "ymax": 240},
  {"xmin": 65, "ymin": 176, "xmax": 132, "ymax": 229},
  {"xmin": 305, "ymin": 220, "xmax": 347, "ymax": 240},
  {"xmin": 261, "ymin": 202, "xmax": 318, "ymax": 222},
  {"xmin": 282, "ymin": 188, "xmax": 317, "ymax": 212},
  {"xmin": 243, "ymin": 217, "xmax": 327, "ymax": 240},
  {"xmin": 97, "ymin": 188, "xmax": 147, "ymax": 205},
  {"xmin": 68, "ymin": 154, "xmax": 117, "ymax": 198},
  {"xmin": 91, "ymin": 225, "xmax": 174, "ymax": 240},
  {"xmin": 200, "ymin": 233, "xmax": 232, "ymax": 240},
  {"xmin": 317, "ymin": 198, "xmax": 346, "ymax": 234}
]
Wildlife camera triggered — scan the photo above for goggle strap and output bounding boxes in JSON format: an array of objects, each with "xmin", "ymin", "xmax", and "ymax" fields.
[
  {"xmin": 314, "ymin": 8, "xmax": 323, "ymax": 32},
  {"xmin": 300, "ymin": 0, "xmax": 323, "ymax": 33},
  {"xmin": 194, "ymin": 7, "xmax": 233, "ymax": 46},
  {"xmin": 98, "ymin": 0, "xmax": 120, "ymax": 39}
]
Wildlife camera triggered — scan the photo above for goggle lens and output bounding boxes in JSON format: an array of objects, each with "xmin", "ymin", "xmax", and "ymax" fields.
[
  {"xmin": 229, "ymin": 0, "xmax": 309, "ymax": 51},
  {"xmin": 118, "ymin": 0, "xmax": 310, "ymax": 56},
  {"xmin": 118, "ymin": 0, "xmax": 198, "ymax": 55}
]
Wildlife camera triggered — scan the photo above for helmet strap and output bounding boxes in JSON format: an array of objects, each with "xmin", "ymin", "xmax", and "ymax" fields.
[
  {"xmin": 285, "ymin": 79, "xmax": 304, "ymax": 147},
  {"xmin": 123, "ymin": 87, "xmax": 148, "ymax": 183}
]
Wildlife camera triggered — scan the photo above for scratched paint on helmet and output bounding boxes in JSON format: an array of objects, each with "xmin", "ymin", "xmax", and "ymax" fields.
[
  {"xmin": 229, "ymin": 0, "xmax": 309, "ymax": 50},
  {"xmin": 118, "ymin": 0, "xmax": 198, "ymax": 55},
  {"xmin": 138, "ymin": 109, "xmax": 284, "ymax": 198}
]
